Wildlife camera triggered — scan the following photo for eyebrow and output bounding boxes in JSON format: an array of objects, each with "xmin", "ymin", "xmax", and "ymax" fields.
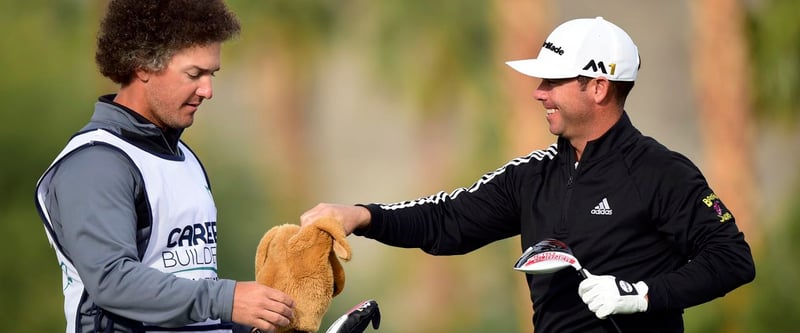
[
  {"xmin": 187, "ymin": 65, "xmax": 220, "ymax": 74},
  {"xmin": 544, "ymin": 77, "xmax": 577, "ymax": 85}
]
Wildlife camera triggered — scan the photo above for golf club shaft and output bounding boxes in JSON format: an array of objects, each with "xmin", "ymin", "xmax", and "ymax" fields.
[{"xmin": 578, "ymin": 268, "xmax": 588, "ymax": 279}]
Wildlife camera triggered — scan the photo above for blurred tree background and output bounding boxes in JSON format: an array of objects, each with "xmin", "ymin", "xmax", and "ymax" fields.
[{"xmin": 1, "ymin": 0, "xmax": 798, "ymax": 332}]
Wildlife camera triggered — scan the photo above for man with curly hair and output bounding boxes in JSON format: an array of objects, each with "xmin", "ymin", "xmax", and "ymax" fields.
[{"xmin": 34, "ymin": 1, "xmax": 295, "ymax": 332}]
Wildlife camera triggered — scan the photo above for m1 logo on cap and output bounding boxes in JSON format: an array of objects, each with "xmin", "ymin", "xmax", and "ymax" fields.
[{"xmin": 583, "ymin": 60, "xmax": 617, "ymax": 76}]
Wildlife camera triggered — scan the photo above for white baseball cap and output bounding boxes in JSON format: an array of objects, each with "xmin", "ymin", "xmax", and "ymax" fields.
[{"xmin": 506, "ymin": 17, "xmax": 640, "ymax": 81}]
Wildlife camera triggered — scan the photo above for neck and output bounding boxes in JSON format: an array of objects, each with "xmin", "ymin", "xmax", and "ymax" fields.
[
  {"xmin": 573, "ymin": 144, "xmax": 585, "ymax": 161},
  {"xmin": 114, "ymin": 83, "xmax": 167, "ymax": 131},
  {"xmin": 568, "ymin": 108, "xmax": 624, "ymax": 161}
]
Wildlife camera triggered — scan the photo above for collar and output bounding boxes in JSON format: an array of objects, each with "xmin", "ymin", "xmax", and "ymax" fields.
[
  {"xmin": 557, "ymin": 112, "xmax": 640, "ymax": 165},
  {"xmin": 88, "ymin": 94, "xmax": 184, "ymax": 157}
]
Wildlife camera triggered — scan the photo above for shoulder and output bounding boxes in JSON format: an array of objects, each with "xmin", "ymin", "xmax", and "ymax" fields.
[
  {"xmin": 50, "ymin": 144, "xmax": 141, "ymax": 192},
  {"xmin": 485, "ymin": 144, "xmax": 558, "ymax": 183},
  {"xmin": 458, "ymin": 144, "xmax": 557, "ymax": 195},
  {"xmin": 624, "ymin": 136, "xmax": 708, "ymax": 198},
  {"xmin": 508, "ymin": 144, "xmax": 559, "ymax": 170},
  {"xmin": 626, "ymin": 136, "xmax": 702, "ymax": 175}
]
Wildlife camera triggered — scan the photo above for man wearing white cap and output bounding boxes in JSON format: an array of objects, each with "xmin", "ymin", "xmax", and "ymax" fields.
[{"xmin": 300, "ymin": 17, "xmax": 755, "ymax": 332}]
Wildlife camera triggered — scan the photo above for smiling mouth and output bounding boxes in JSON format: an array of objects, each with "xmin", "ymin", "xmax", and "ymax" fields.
[{"xmin": 546, "ymin": 109, "xmax": 557, "ymax": 115}]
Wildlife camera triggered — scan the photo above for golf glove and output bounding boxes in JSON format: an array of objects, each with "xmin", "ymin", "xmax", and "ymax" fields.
[
  {"xmin": 578, "ymin": 271, "xmax": 648, "ymax": 319},
  {"xmin": 325, "ymin": 299, "xmax": 380, "ymax": 333}
]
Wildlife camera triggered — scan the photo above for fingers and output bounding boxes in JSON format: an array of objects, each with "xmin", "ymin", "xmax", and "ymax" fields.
[
  {"xmin": 261, "ymin": 286, "xmax": 295, "ymax": 309},
  {"xmin": 578, "ymin": 274, "xmax": 614, "ymax": 319},
  {"xmin": 579, "ymin": 284, "xmax": 604, "ymax": 313},
  {"xmin": 233, "ymin": 282, "xmax": 295, "ymax": 331},
  {"xmin": 593, "ymin": 305, "xmax": 613, "ymax": 320},
  {"xmin": 260, "ymin": 290, "xmax": 294, "ymax": 327},
  {"xmin": 300, "ymin": 203, "xmax": 326, "ymax": 226},
  {"xmin": 581, "ymin": 288, "xmax": 612, "ymax": 319},
  {"xmin": 252, "ymin": 308, "xmax": 292, "ymax": 331},
  {"xmin": 300, "ymin": 203, "xmax": 344, "ymax": 226},
  {"xmin": 578, "ymin": 273, "xmax": 603, "ymax": 295},
  {"xmin": 300, "ymin": 203, "xmax": 371, "ymax": 235}
]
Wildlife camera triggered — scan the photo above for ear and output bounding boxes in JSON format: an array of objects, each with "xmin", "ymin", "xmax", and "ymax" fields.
[
  {"xmin": 314, "ymin": 217, "xmax": 352, "ymax": 261},
  {"xmin": 592, "ymin": 77, "xmax": 613, "ymax": 105},
  {"xmin": 332, "ymin": 239, "xmax": 351, "ymax": 261},
  {"xmin": 134, "ymin": 68, "xmax": 151, "ymax": 83},
  {"xmin": 330, "ymin": 250, "xmax": 346, "ymax": 297},
  {"xmin": 255, "ymin": 225, "xmax": 280, "ymax": 276}
]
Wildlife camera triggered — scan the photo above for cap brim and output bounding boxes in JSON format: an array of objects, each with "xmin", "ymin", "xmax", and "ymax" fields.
[{"xmin": 505, "ymin": 59, "xmax": 577, "ymax": 79}]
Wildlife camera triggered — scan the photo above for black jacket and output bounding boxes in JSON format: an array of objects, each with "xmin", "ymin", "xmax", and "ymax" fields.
[{"xmin": 359, "ymin": 112, "xmax": 755, "ymax": 332}]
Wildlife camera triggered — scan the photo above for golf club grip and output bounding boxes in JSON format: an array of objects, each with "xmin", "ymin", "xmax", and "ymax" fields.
[{"xmin": 577, "ymin": 268, "xmax": 622, "ymax": 333}]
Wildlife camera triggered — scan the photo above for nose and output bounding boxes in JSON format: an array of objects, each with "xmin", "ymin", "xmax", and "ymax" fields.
[
  {"xmin": 533, "ymin": 80, "xmax": 547, "ymax": 101},
  {"xmin": 196, "ymin": 77, "xmax": 213, "ymax": 100}
]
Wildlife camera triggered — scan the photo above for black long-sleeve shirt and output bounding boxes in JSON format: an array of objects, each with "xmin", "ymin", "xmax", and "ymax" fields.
[{"xmin": 358, "ymin": 112, "xmax": 755, "ymax": 332}]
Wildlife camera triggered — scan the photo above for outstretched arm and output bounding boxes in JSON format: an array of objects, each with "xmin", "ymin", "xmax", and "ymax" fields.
[{"xmin": 300, "ymin": 203, "xmax": 372, "ymax": 236}]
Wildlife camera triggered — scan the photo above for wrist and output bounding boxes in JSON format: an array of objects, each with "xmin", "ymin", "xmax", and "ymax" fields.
[
  {"xmin": 634, "ymin": 281, "xmax": 649, "ymax": 312},
  {"xmin": 352, "ymin": 204, "xmax": 375, "ymax": 235},
  {"xmin": 357, "ymin": 205, "xmax": 372, "ymax": 229}
]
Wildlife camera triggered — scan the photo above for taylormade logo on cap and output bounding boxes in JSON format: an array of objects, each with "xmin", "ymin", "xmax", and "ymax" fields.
[
  {"xmin": 506, "ymin": 17, "xmax": 640, "ymax": 81},
  {"xmin": 543, "ymin": 42, "xmax": 565, "ymax": 55}
]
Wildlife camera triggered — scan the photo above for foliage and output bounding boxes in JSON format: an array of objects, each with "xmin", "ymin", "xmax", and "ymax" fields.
[
  {"xmin": 744, "ymin": 180, "xmax": 800, "ymax": 331},
  {"xmin": 368, "ymin": 0, "xmax": 499, "ymax": 118},
  {"xmin": 746, "ymin": 0, "xmax": 800, "ymax": 128},
  {"xmin": 0, "ymin": 1, "xmax": 99, "ymax": 331},
  {"xmin": 227, "ymin": 0, "xmax": 338, "ymax": 67},
  {"xmin": 2, "ymin": 1, "xmax": 799, "ymax": 332},
  {"xmin": 741, "ymin": 1, "xmax": 800, "ymax": 327}
]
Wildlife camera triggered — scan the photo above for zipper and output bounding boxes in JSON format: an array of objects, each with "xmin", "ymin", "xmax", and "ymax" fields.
[
  {"xmin": 159, "ymin": 132, "xmax": 178, "ymax": 156},
  {"xmin": 556, "ymin": 156, "xmax": 577, "ymax": 236}
]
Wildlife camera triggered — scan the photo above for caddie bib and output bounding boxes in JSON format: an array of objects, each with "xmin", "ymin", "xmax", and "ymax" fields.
[{"xmin": 35, "ymin": 129, "xmax": 230, "ymax": 333}]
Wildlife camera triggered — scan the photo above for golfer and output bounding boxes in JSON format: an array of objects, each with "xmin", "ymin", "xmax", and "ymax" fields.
[{"xmin": 300, "ymin": 17, "xmax": 755, "ymax": 332}]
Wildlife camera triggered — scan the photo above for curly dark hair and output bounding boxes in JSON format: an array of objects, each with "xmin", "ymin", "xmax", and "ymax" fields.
[{"xmin": 95, "ymin": 0, "xmax": 241, "ymax": 84}]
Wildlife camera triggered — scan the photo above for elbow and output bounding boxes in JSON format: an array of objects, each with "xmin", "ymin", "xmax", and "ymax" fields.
[
  {"xmin": 742, "ymin": 259, "xmax": 756, "ymax": 284},
  {"xmin": 90, "ymin": 281, "xmax": 122, "ymax": 309},
  {"xmin": 727, "ymin": 239, "xmax": 756, "ymax": 287},
  {"xmin": 90, "ymin": 271, "xmax": 134, "ymax": 310},
  {"xmin": 727, "ymin": 254, "xmax": 756, "ymax": 290},
  {"xmin": 739, "ymin": 247, "xmax": 756, "ymax": 284}
]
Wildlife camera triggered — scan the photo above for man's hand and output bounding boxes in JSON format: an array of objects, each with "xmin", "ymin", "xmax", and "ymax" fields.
[
  {"xmin": 232, "ymin": 282, "xmax": 295, "ymax": 332},
  {"xmin": 578, "ymin": 272, "xmax": 648, "ymax": 319},
  {"xmin": 300, "ymin": 203, "xmax": 371, "ymax": 235}
]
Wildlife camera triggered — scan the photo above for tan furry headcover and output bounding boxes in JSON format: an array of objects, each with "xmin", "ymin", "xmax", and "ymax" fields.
[{"xmin": 255, "ymin": 217, "xmax": 352, "ymax": 333}]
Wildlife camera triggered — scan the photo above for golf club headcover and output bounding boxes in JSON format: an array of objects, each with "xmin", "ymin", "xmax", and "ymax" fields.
[
  {"xmin": 578, "ymin": 271, "xmax": 648, "ymax": 319},
  {"xmin": 325, "ymin": 300, "xmax": 380, "ymax": 333},
  {"xmin": 254, "ymin": 218, "xmax": 352, "ymax": 332}
]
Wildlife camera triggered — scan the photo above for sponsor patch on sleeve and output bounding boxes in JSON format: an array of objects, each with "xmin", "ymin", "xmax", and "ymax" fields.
[{"xmin": 701, "ymin": 192, "xmax": 733, "ymax": 223}]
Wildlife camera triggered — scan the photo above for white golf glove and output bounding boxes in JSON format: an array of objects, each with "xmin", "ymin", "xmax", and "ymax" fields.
[{"xmin": 578, "ymin": 271, "xmax": 648, "ymax": 319}]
